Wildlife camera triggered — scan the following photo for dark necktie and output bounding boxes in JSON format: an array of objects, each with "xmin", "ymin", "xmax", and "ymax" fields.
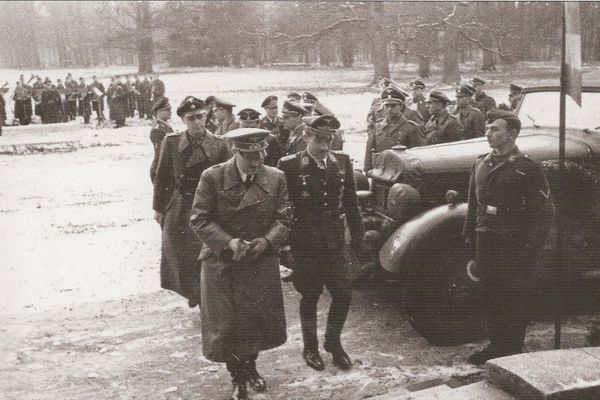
[{"xmin": 244, "ymin": 175, "xmax": 254, "ymax": 189}]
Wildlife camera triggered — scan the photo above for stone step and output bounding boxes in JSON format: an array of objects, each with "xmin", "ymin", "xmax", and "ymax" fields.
[
  {"xmin": 371, "ymin": 384, "xmax": 451, "ymax": 400},
  {"xmin": 487, "ymin": 347, "xmax": 600, "ymax": 400}
]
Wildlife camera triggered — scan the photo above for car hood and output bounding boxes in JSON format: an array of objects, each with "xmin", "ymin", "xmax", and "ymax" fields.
[{"xmin": 368, "ymin": 129, "xmax": 594, "ymax": 183}]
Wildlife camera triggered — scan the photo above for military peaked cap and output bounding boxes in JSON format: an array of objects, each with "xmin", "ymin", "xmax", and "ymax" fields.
[
  {"xmin": 379, "ymin": 77, "xmax": 392, "ymax": 88},
  {"xmin": 281, "ymin": 100, "xmax": 308, "ymax": 116},
  {"xmin": 381, "ymin": 87, "xmax": 407, "ymax": 104},
  {"xmin": 302, "ymin": 91, "xmax": 318, "ymax": 104},
  {"xmin": 205, "ymin": 95, "xmax": 216, "ymax": 105},
  {"xmin": 152, "ymin": 97, "xmax": 171, "ymax": 114},
  {"xmin": 303, "ymin": 114, "xmax": 340, "ymax": 138},
  {"xmin": 455, "ymin": 83, "xmax": 476, "ymax": 97},
  {"xmin": 261, "ymin": 95, "xmax": 278, "ymax": 108},
  {"xmin": 471, "ymin": 77, "xmax": 486, "ymax": 86},
  {"xmin": 177, "ymin": 96, "xmax": 206, "ymax": 117},
  {"xmin": 224, "ymin": 128, "xmax": 271, "ymax": 153},
  {"xmin": 509, "ymin": 84, "xmax": 523, "ymax": 94},
  {"xmin": 426, "ymin": 90, "xmax": 450, "ymax": 105},
  {"xmin": 214, "ymin": 97, "xmax": 236, "ymax": 110},
  {"xmin": 237, "ymin": 108, "xmax": 261, "ymax": 121},
  {"xmin": 410, "ymin": 80, "xmax": 426, "ymax": 89},
  {"xmin": 287, "ymin": 92, "xmax": 302, "ymax": 102}
]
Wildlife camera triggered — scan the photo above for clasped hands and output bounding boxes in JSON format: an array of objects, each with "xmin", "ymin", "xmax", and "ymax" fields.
[{"xmin": 228, "ymin": 237, "xmax": 269, "ymax": 262}]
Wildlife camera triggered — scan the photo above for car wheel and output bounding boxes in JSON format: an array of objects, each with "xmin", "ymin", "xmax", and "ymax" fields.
[{"xmin": 401, "ymin": 237, "xmax": 487, "ymax": 345}]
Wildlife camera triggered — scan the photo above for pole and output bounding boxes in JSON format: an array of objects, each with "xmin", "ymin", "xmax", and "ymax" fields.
[{"xmin": 554, "ymin": 3, "xmax": 567, "ymax": 350}]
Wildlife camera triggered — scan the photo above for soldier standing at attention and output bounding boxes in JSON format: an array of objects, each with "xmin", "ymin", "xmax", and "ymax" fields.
[
  {"xmin": 463, "ymin": 110, "xmax": 555, "ymax": 365},
  {"xmin": 424, "ymin": 91, "xmax": 462, "ymax": 145},
  {"xmin": 190, "ymin": 128, "xmax": 291, "ymax": 400},
  {"xmin": 364, "ymin": 86, "xmax": 424, "ymax": 172},
  {"xmin": 90, "ymin": 76, "xmax": 106, "ymax": 122},
  {"xmin": 213, "ymin": 98, "xmax": 240, "ymax": 136},
  {"xmin": 153, "ymin": 96, "xmax": 231, "ymax": 308},
  {"xmin": 149, "ymin": 97, "xmax": 173, "ymax": 184},
  {"xmin": 277, "ymin": 115, "xmax": 366, "ymax": 371},
  {"xmin": 454, "ymin": 83, "xmax": 486, "ymax": 139},
  {"xmin": 281, "ymin": 100, "xmax": 309, "ymax": 156},
  {"xmin": 259, "ymin": 95, "xmax": 281, "ymax": 132},
  {"xmin": 408, "ymin": 79, "xmax": 430, "ymax": 123},
  {"xmin": 471, "ymin": 77, "xmax": 496, "ymax": 118}
]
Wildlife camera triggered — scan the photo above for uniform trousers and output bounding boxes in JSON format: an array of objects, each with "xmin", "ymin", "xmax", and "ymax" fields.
[
  {"xmin": 293, "ymin": 247, "xmax": 352, "ymax": 350},
  {"xmin": 476, "ymin": 231, "xmax": 535, "ymax": 354}
]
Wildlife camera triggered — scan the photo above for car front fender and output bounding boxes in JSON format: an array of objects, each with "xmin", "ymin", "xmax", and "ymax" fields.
[{"xmin": 379, "ymin": 203, "xmax": 468, "ymax": 273}]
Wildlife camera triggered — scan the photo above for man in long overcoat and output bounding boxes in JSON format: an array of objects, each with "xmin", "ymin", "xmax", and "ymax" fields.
[
  {"xmin": 107, "ymin": 77, "xmax": 127, "ymax": 128},
  {"xmin": 190, "ymin": 128, "xmax": 291, "ymax": 400},
  {"xmin": 153, "ymin": 96, "xmax": 231, "ymax": 308},
  {"xmin": 149, "ymin": 97, "xmax": 173, "ymax": 184}
]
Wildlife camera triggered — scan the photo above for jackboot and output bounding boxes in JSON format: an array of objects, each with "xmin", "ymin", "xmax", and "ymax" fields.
[
  {"xmin": 324, "ymin": 324, "xmax": 352, "ymax": 370},
  {"xmin": 245, "ymin": 360, "xmax": 267, "ymax": 392},
  {"xmin": 300, "ymin": 315, "xmax": 324, "ymax": 370},
  {"xmin": 229, "ymin": 370, "xmax": 248, "ymax": 400}
]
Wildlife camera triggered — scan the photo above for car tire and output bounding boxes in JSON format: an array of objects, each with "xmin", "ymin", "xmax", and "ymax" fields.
[{"xmin": 401, "ymin": 236, "xmax": 487, "ymax": 346}]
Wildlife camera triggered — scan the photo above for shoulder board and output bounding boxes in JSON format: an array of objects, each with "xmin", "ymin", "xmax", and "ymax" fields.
[
  {"xmin": 406, "ymin": 119, "xmax": 419, "ymax": 126},
  {"xmin": 279, "ymin": 153, "xmax": 299, "ymax": 163},
  {"xmin": 166, "ymin": 130, "xmax": 182, "ymax": 137}
]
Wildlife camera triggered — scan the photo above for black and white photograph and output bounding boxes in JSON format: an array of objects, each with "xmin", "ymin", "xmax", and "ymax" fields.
[{"xmin": 2, "ymin": 1, "xmax": 600, "ymax": 399}]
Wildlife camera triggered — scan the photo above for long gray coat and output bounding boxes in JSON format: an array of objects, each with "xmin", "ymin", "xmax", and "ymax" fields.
[
  {"xmin": 190, "ymin": 158, "xmax": 291, "ymax": 362},
  {"xmin": 153, "ymin": 130, "xmax": 231, "ymax": 303}
]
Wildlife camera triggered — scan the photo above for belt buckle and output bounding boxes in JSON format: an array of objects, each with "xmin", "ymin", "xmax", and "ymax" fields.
[{"xmin": 486, "ymin": 205, "xmax": 497, "ymax": 215}]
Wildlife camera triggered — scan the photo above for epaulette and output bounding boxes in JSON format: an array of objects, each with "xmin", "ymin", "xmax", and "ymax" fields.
[
  {"xmin": 279, "ymin": 153, "xmax": 299, "ymax": 163},
  {"xmin": 406, "ymin": 119, "xmax": 419, "ymax": 126},
  {"xmin": 166, "ymin": 130, "xmax": 182, "ymax": 137}
]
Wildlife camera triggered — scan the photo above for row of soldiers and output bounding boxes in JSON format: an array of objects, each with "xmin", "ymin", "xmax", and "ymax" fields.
[
  {"xmin": 364, "ymin": 77, "xmax": 523, "ymax": 171},
  {"xmin": 2, "ymin": 72, "xmax": 166, "ymax": 129}
]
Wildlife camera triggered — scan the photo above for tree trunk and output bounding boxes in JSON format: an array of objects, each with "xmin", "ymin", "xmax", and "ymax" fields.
[
  {"xmin": 340, "ymin": 33, "xmax": 354, "ymax": 67},
  {"xmin": 136, "ymin": 2, "xmax": 154, "ymax": 74},
  {"xmin": 318, "ymin": 39, "xmax": 331, "ymax": 66},
  {"xmin": 369, "ymin": 2, "xmax": 389, "ymax": 82},
  {"xmin": 442, "ymin": 24, "xmax": 460, "ymax": 84},
  {"xmin": 418, "ymin": 56, "xmax": 431, "ymax": 77}
]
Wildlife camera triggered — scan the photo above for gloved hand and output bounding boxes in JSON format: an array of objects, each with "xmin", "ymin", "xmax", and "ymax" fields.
[
  {"xmin": 247, "ymin": 238, "xmax": 270, "ymax": 260},
  {"xmin": 228, "ymin": 238, "xmax": 251, "ymax": 262}
]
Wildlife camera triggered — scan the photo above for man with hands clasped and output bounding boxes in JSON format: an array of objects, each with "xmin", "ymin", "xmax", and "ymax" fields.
[{"xmin": 190, "ymin": 128, "xmax": 291, "ymax": 400}]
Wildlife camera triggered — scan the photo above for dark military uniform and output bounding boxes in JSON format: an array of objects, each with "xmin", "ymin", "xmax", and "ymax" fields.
[
  {"xmin": 215, "ymin": 113, "xmax": 240, "ymax": 136},
  {"xmin": 455, "ymin": 104, "xmax": 485, "ymax": 139},
  {"xmin": 284, "ymin": 123, "xmax": 306, "ymax": 156},
  {"xmin": 65, "ymin": 79, "xmax": 79, "ymax": 120},
  {"xmin": 153, "ymin": 129, "xmax": 231, "ymax": 304},
  {"xmin": 13, "ymin": 85, "xmax": 32, "ymax": 125},
  {"xmin": 402, "ymin": 106, "xmax": 424, "ymax": 125},
  {"xmin": 408, "ymin": 94, "xmax": 430, "ymax": 124},
  {"xmin": 149, "ymin": 119, "xmax": 173, "ymax": 183},
  {"xmin": 277, "ymin": 149, "xmax": 364, "ymax": 363},
  {"xmin": 90, "ymin": 81, "xmax": 106, "ymax": 121},
  {"xmin": 40, "ymin": 86, "xmax": 63, "ymax": 124},
  {"xmin": 424, "ymin": 109, "xmax": 462, "ymax": 145},
  {"xmin": 463, "ymin": 146, "xmax": 555, "ymax": 357},
  {"xmin": 259, "ymin": 115, "xmax": 282, "ymax": 133},
  {"xmin": 364, "ymin": 113, "xmax": 423, "ymax": 171},
  {"xmin": 474, "ymin": 92, "xmax": 496, "ymax": 118}
]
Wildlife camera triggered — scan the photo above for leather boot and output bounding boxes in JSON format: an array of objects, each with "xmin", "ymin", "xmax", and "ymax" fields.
[
  {"xmin": 300, "ymin": 315, "xmax": 324, "ymax": 370},
  {"xmin": 229, "ymin": 370, "xmax": 248, "ymax": 400},
  {"xmin": 324, "ymin": 324, "xmax": 352, "ymax": 370},
  {"xmin": 245, "ymin": 360, "xmax": 267, "ymax": 392}
]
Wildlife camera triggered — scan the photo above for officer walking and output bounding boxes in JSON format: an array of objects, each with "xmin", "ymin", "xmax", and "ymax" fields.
[
  {"xmin": 281, "ymin": 100, "xmax": 310, "ymax": 156},
  {"xmin": 190, "ymin": 128, "xmax": 291, "ymax": 400},
  {"xmin": 454, "ymin": 83, "xmax": 486, "ymax": 139},
  {"xmin": 153, "ymin": 96, "xmax": 231, "ymax": 308},
  {"xmin": 471, "ymin": 77, "xmax": 496, "ymax": 117},
  {"xmin": 364, "ymin": 86, "xmax": 424, "ymax": 172},
  {"xmin": 424, "ymin": 91, "xmax": 462, "ymax": 145},
  {"xmin": 149, "ymin": 97, "xmax": 173, "ymax": 184},
  {"xmin": 278, "ymin": 115, "xmax": 366, "ymax": 371},
  {"xmin": 462, "ymin": 110, "xmax": 555, "ymax": 364}
]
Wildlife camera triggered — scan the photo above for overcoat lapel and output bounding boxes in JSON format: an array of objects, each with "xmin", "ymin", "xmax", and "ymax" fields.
[{"xmin": 236, "ymin": 165, "xmax": 269, "ymax": 212}]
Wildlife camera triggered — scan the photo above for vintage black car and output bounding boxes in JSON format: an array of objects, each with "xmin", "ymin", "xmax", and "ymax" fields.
[{"xmin": 355, "ymin": 86, "xmax": 600, "ymax": 345}]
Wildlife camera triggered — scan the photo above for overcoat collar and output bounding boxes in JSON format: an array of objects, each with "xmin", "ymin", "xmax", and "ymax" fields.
[
  {"xmin": 178, "ymin": 129, "xmax": 223, "ymax": 168},
  {"xmin": 483, "ymin": 145, "xmax": 521, "ymax": 174},
  {"xmin": 222, "ymin": 157, "xmax": 275, "ymax": 211}
]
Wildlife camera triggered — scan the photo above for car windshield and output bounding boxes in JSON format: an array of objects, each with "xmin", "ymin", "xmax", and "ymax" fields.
[{"xmin": 517, "ymin": 90, "xmax": 600, "ymax": 129}]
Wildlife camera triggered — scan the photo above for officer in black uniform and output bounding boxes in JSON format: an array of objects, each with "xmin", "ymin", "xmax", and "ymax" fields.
[
  {"xmin": 277, "ymin": 115, "xmax": 366, "ymax": 371},
  {"xmin": 149, "ymin": 97, "xmax": 173, "ymax": 184},
  {"xmin": 462, "ymin": 110, "xmax": 555, "ymax": 364},
  {"xmin": 471, "ymin": 77, "xmax": 497, "ymax": 118},
  {"xmin": 454, "ymin": 83, "xmax": 485, "ymax": 139}
]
